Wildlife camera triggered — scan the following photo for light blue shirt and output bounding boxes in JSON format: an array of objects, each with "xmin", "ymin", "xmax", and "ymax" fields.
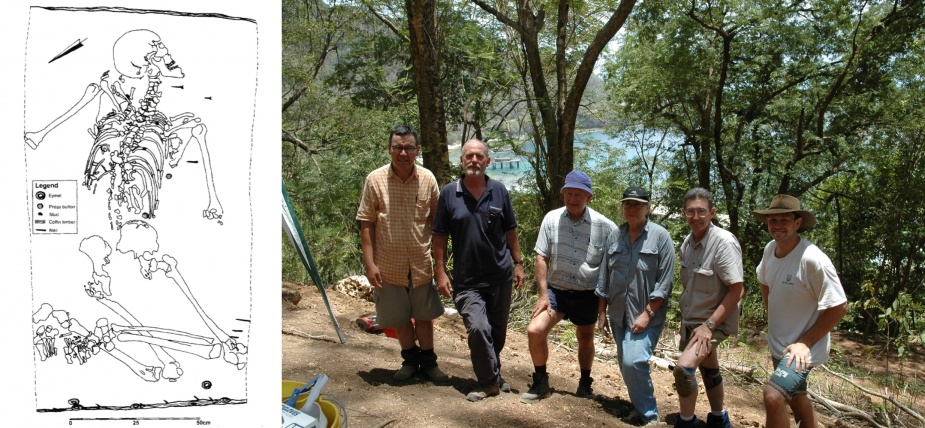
[{"xmin": 596, "ymin": 220, "xmax": 675, "ymax": 328}]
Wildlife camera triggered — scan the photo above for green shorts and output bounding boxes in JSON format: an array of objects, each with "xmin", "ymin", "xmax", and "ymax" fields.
[
  {"xmin": 679, "ymin": 324, "xmax": 729, "ymax": 352},
  {"xmin": 374, "ymin": 279, "xmax": 445, "ymax": 328}
]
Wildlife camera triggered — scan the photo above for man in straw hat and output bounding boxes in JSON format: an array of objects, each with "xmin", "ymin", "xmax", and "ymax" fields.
[{"xmin": 753, "ymin": 194, "xmax": 847, "ymax": 428}]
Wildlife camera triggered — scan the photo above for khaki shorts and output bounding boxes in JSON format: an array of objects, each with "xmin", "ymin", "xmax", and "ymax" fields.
[
  {"xmin": 679, "ymin": 324, "xmax": 729, "ymax": 352},
  {"xmin": 374, "ymin": 279, "xmax": 445, "ymax": 328}
]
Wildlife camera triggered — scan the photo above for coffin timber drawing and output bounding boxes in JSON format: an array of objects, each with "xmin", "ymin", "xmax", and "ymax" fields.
[{"xmin": 25, "ymin": 29, "xmax": 223, "ymax": 229}]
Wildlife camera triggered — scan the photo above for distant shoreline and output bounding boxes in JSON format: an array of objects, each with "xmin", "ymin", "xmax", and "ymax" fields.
[{"xmin": 448, "ymin": 127, "xmax": 606, "ymax": 153}]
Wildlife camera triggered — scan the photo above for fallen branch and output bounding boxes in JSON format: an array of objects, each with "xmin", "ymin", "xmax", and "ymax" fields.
[
  {"xmin": 808, "ymin": 389, "xmax": 886, "ymax": 428},
  {"xmin": 374, "ymin": 419, "xmax": 397, "ymax": 428},
  {"xmin": 818, "ymin": 364, "xmax": 924, "ymax": 425},
  {"xmin": 283, "ymin": 327, "xmax": 339, "ymax": 343}
]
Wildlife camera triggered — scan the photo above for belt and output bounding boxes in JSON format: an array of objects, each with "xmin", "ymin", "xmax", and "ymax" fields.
[{"xmin": 551, "ymin": 287, "xmax": 595, "ymax": 294}]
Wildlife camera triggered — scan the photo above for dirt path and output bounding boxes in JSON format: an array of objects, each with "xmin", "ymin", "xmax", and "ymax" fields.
[{"xmin": 282, "ymin": 282, "xmax": 867, "ymax": 427}]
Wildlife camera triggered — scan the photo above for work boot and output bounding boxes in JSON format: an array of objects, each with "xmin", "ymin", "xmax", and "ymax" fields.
[
  {"xmin": 706, "ymin": 411, "xmax": 731, "ymax": 428},
  {"xmin": 520, "ymin": 373, "xmax": 551, "ymax": 404},
  {"xmin": 466, "ymin": 384, "xmax": 500, "ymax": 402},
  {"xmin": 418, "ymin": 349, "xmax": 450, "ymax": 383},
  {"xmin": 393, "ymin": 346, "xmax": 420, "ymax": 381},
  {"xmin": 576, "ymin": 376, "xmax": 595, "ymax": 398}
]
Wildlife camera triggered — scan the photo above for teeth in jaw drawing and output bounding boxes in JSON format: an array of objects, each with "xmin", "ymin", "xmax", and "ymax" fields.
[{"xmin": 25, "ymin": 29, "xmax": 223, "ymax": 229}]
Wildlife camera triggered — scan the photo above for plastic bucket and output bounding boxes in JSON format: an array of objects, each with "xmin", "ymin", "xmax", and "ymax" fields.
[
  {"xmin": 282, "ymin": 380, "xmax": 343, "ymax": 428},
  {"xmin": 318, "ymin": 397, "xmax": 342, "ymax": 427},
  {"xmin": 282, "ymin": 379, "xmax": 310, "ymax": 409}
]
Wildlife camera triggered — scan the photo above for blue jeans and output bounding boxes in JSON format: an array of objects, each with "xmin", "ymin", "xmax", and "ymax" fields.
[
  {"xmin": 614, "ymin": 322, "xmax": 664, "ymax": 423},
  {"xmin": 769, "ymin": 357, "xmax": 812, "ymax": 401}
]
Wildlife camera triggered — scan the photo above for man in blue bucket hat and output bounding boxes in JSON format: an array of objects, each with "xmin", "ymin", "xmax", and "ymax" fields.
[{"xmin": 521, "ymin": 170, "xmax": 616, "ymax": 404}]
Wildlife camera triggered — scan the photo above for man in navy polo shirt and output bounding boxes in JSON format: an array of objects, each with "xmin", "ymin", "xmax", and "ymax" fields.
[{"xmin": 433, "ymin": 139, "xmax": 526, "ymax": 402}]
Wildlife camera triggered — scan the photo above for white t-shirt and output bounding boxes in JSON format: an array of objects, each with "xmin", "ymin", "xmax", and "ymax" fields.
[{"xmin": 756, "ymin": 237, "xmax": 847, "ymax": 365}]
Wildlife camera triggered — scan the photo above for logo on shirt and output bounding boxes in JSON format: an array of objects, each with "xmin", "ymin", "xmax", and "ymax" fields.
[{"xmin": 784, "ymin": 274, "xmax": 794, "ymax": 286}]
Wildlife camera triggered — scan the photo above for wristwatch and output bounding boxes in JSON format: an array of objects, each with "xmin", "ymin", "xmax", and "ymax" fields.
[
  {"xmin": 704, "ymin": 319, "xmax": 716, "ymax": 331},
  {"xmin": 646, "ymin": 308, "xmax": 656, "ymax": 317},
  {"xmin": 512, "ymin": 259, "xmax": 523, "ymax": 265}
]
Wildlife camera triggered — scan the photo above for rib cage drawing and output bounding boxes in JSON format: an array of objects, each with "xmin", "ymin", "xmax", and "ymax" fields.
[
  {"xmin": 22, "ymin": 6, "xmax": 258, "ymax": 416},
  {"xmin": 25, "ymin": 29, "xmax": 223, "ymax": 229}
]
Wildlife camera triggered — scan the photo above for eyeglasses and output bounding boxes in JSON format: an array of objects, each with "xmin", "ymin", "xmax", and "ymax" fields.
[
  {"xmin": 684, "ymin": 209, "xmax": 710, "ymax": 218},
  {"xmin": 390, "ymin": 145, "xmax": 418, "ymax": 153},
  {"xmin": 621, "ymin": 201, "xmax": 647, "ymax": 209}
]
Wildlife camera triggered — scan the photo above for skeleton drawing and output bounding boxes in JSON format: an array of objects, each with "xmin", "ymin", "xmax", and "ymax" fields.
[
  {"xmin": 24, "ymin": 29, "xmax": 223, "ymax": 229},
  {"xmin": 32, "ymin": 220, "xmax": 246, "ymax": 383}
]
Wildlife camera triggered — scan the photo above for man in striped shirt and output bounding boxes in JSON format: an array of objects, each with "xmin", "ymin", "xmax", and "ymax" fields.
[
  {"xmin": 521, "ymin": 170, "xmax": 616, "ymax": 404},
  {"xmin": 357, "ymin": 125, "xmax": 448, "ymax": 383}
]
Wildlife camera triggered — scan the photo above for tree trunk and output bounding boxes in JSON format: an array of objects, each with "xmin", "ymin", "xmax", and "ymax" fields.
[{"xmin": 406, "ymin": 0, "xmax": 451, "ymax": 185}]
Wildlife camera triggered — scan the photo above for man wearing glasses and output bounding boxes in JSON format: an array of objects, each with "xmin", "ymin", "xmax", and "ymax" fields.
[
  {"xmin": 673, "ymin": 188, "xmax": 744, "ymax": 428},
  {"xmin": 357, "ymin": 124, "xmax": 448, "ymax": 383}
]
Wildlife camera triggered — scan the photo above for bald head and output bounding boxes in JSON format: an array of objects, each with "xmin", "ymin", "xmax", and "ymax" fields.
[{"xmin": 461, "ymin": 139, "xmax": 490, "ymax": 177}]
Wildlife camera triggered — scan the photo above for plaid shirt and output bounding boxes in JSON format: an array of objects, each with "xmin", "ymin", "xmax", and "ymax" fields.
[
  {"xmin": 356, "ymin": 163, "xmax": 439, "ymax": 287},
  {"xmin": 535, "ymin": 206, "xmax": 616, "ymax": 291}
]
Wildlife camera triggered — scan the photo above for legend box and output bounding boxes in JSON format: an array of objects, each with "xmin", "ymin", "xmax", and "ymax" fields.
[{"xmin": 32, "ymin": 180, "xmax": 78, "ymax": 234}]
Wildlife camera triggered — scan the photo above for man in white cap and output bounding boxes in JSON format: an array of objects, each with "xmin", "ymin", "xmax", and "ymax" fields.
[
  {"xmin": 521, "ymin": 170, "xmax": 617, "ymax": 404},
  {"xmin": 753, "ymin": 194, "xmax": 847, "ymax": 428}
]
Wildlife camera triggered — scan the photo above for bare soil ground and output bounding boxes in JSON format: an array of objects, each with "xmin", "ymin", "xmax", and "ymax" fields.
[{"xmin": 281, "ymin": 282, "xmax": 922, "ymax": 428}]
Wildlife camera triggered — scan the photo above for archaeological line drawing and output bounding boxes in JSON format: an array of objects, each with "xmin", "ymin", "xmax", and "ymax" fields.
[
  {"xmin": 25, "ymin": 29, "xmax": 223, "ymax": 229},
  {"xmin": 21, "ymin": 6, "xmax": 259, "ymax": 415},
  {"xmin": 32, "ymin": 220, "xmax": 247, "ymax": 385}
]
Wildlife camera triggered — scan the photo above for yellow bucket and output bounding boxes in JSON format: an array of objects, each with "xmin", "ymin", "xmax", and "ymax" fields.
[
  {"xmin": 282, "ymin": 380, "xmax": 343, "ymax": 428},
  {"xmin": 318, "ymin": 397, "xmax": 342, "ymax": 428}
]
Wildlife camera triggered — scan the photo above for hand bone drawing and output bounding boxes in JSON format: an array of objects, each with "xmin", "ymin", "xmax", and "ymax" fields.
[
  {"xmin": 25, "ymin": 29, "xmax": 223, "ymax": 228},
  {"xmin": 33, "ymin": 220, "xmax": 246, "ymax": 383}
]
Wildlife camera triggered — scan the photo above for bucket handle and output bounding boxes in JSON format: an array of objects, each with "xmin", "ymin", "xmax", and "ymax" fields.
[{"xmin": 285, "ymin": 374, "xmax": 329, "ymax": 411}]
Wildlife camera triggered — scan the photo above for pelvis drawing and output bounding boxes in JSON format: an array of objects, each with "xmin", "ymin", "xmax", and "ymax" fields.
[
  {"xmin": 33, "ymin": 221, "xmax": 247, "ymax": 384},
  {"xmin": 24, "ymin": 6, "xmax": 256, "ymax": 412}
]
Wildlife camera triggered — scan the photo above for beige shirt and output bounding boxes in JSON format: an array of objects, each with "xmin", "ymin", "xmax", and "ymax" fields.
[
  {"xmin": 679, "ymin": 224, "xmax": 744, "ymax": 335},
  {"xmin": 356, "ymin": 164, "xmax": 439, "ymax": 287}
]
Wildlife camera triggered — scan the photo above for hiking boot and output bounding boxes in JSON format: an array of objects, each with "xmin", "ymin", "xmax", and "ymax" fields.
[
  {"xmin": 674, "ymin": 415, "xmax": 699, "ymax": 428},
  {"xmin": 520, "ymin": 373, "xmax": 551, "ymax": 404},
  {"xmin": 418, "ymin": 350, "xmax": 450, "ymax": 383},
  {"xmin": 466, "ymin": 384, "xmax": 500, "ymax": 402},
  {"xmin": 576, "ymin": 376, "xmax": 595, "ymax": 398},
  {"xmin": 393, "ymin": 346, "xmax": 420, "ymax": 381},
  {"xmin": 706, "ymin": 411, "xmax": 731, "ymax": 428}
]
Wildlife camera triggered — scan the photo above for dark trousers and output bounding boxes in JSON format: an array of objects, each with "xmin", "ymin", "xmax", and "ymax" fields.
[{"xmin": 453, "ymin": 281, "xmax": 513, "ymax": 387}]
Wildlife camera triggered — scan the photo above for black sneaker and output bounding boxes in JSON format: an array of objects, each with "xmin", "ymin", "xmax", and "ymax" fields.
[
  {"xmin": 706, "ymin": 411, "xmax": 731, "ymax": 428},
  {"xmin": 520, "ymin": 373, "xmax": 551, "ymax": 404},
  {"xmin": 674, "ymin": 415, "xmax": 699, "ymax": 428},
  {"xmin": 576, "ymin": 376, "xmax": 595, "ymax": 398}
]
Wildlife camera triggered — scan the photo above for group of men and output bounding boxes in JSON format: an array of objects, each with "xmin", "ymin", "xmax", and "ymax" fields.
[{"xmin": 357, "ymin": 125, "xmax": 848, "ymax": 428}]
